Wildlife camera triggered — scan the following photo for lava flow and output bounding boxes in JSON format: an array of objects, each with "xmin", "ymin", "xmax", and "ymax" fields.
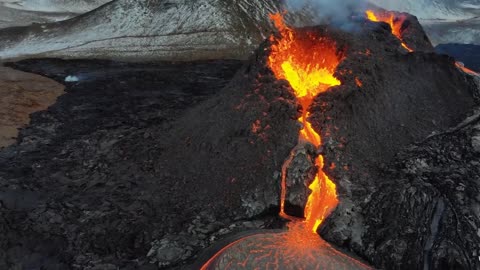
[
  {"xmin": 365, "ymin": 10, "xmax": 414, "ymax": 52},
  {"xmin": 200, "ymin": 14, "xmax": 375, "ymax": 270},
  {"xmin": 268, "ymin": 13, "xmax": 340, "ymax": 233},
  {"xmin": 456, "ymin": 62, "xmax": 480, "ymax": 76}
]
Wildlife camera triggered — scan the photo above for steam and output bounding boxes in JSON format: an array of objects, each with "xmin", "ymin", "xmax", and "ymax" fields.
[{"xmin": 285, "ymin": 0, "xmax": 368, "ymax": 23}]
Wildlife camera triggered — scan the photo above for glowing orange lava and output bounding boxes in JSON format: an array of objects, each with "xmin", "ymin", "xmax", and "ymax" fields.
[
  {"xmin": 355, "ymin": 77, "xmax": 363, "ymax": 88},
  {"xmin": 365, "ymin": 10, "xmax": 413, "ymax": 52},
  {"xmin": 200, "ymin": 223, "xmax": 372, "ymax": 270},
  {"xmin": 268, "ymin": 13, "xmax": 340, "ymax": 233},
  {"xmin": 455, "ymin": 62, "xmax": 479, "ymax": 76}
]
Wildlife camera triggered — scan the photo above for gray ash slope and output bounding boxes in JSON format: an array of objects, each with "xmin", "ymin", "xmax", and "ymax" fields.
[{"xmin": 0, "ymin": 0, "xmax": 313, "ymax": 61}]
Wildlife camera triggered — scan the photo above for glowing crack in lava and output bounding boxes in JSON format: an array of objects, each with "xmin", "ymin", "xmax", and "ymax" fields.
[
  {"xmin": 268, "ymin": 12, "xmax": 340, "ymax": 233},
  {"xmin": 365, "ymin": 10, "xmax": 414, "ymax": 52}
]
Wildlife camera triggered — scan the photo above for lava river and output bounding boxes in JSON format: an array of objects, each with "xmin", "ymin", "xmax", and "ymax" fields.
[
  {"xmin": 268, "ymin": 13, "xmax": 340, "ymax": 233},
  {"xmin": 201, "ymin": 13, "xmax": 372, "ymax": 270}
]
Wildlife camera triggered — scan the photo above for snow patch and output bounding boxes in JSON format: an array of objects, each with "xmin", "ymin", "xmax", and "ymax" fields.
[{"xmin": 65, "ymin": 75, "xmax": 79, "ymax": 82}]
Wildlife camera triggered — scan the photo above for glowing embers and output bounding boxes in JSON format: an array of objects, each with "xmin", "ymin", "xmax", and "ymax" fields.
[
  {"xmin": 268, "ymin": 13, "xmax": 340, "ymax": 233},
  {"xmin": 365, "ymin": 10, "xmax": 414, "ymax": 52}
]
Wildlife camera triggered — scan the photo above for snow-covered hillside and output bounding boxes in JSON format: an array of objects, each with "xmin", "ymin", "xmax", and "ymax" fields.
[
  {"xmin": 0, "ymin": 0, "xmax": 478, "ymax": 60},
  {"xmin": 1, "ymin": 0, "xmax": 111, "ymax": 13},
  {"xmin": 370, "ymin": 0, "xmax": 480, "ymax": 20},
  {"xmin": 0, "ymin": 0, "xmax": 111, "ymax": 28},
  {"xmin": 0, "ymin": 0, "xmax": 314, "ymax": 61},
  {"xmin": 423, "ymin": 18, "xmax": 480, "ymax": 45}
]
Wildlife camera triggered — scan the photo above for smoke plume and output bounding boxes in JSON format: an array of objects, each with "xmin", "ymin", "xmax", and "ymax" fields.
[{"xmin": 285, "ymin": 0, "xmax": 368, "ymax": 24}]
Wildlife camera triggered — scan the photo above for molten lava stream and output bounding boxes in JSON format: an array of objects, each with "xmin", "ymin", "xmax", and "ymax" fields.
[
  {"xmin": 268, "ymin": 13, "xmax": 340, "ymax": 233},
  {"xmin": 455, "ymin": 62, "xmax": 479, "ymax": 76},
  {"xmin": 199, "ymin": 14, "xmax": 373, "ymax": 270},
  {"xmin": 365, "ymin": 10, "xmax": 414, "ymax": 52}
]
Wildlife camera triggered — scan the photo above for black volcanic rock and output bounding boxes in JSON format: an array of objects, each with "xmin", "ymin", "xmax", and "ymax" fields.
[
  {"xmin": 0, "ymin": 53, "xmax": 301, "ymax": 269},
  {"xmin": 357, "ymin": 117, "xmax": 480, "ymax": 269},
  {"xmin": 0, "ymin": 59, "xmax": 246, "ymax": 269}
]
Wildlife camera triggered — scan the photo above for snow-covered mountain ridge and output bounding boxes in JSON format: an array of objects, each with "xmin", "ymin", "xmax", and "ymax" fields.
[
  {"xmin": 0, "ymin": 0, "xmax": 478, "ymax": 61},
  {"xmin": 0, "ymin": 0, "xmax": 314, "ymax": 61},
  {"xmin": 0, "ymin": 0, "xmax": 111, "ymax": 28},
  {"xmin": 370, "ymin": 0, "xmax": 480, "ymax": 20}
]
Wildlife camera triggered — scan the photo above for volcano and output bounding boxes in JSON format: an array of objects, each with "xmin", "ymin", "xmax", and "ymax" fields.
[
  {"xmin": 195, "ymin": 11, "xmax": 479, "ymax": 270},
  {"xmin": 1, "ymin": 2, "xmax": 480, "ymax": 270}
]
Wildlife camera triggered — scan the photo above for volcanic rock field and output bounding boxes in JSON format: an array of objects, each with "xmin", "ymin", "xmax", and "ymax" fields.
[{"xmin": 1, "ymin": 1, "xmax": 480, "ymax": 270}]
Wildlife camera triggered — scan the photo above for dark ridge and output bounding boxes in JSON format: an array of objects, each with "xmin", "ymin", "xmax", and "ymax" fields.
[{"xmin": 435, "ymin": 43, "xmax": 480, "ymax": 72}]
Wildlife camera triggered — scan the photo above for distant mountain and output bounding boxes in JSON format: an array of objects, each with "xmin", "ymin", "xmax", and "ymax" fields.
[
  {"xmin": 370, "ymin": 0, "xmax": 480, "ymax": 20},
  {"xmin": 423, "ymin": 19, "xmax": 480, "ymax": 45},
  {"xmin": 0, "ymin": 0, "xmax": 314, "ymax": 61},
  {"xmin": 0, "ymin": 0, "xmax": 111, "ymax": 28},
  {"xmin": 1, "ymin": 0, "xmax": 111, "ymax": 13},
  {"xmin": 370, "ymin": 0, "xmax": 480, "ymax": 45}
]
